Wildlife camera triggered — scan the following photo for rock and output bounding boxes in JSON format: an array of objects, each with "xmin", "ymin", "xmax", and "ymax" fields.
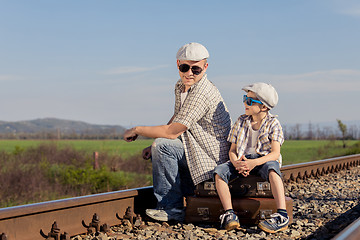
[
  {"xmin": 203, "ymin": 227, "xmax": 218, "ymax": 234},
  {"xmin": 75, "ymin": 166, "xmax": 360, "ymax": 240},
  {"xmin": 183, "ymin": 224, "xmax": 194, "ymax": 231}
]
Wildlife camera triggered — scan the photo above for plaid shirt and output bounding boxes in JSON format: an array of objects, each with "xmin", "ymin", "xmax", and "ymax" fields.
[
  {"xmin": 173, "ymin": 74, "xmax": 231, "ymax": 185},
  {"xmin": 228, "ymin": 112, "xmax": 284, "ymax": 166}
]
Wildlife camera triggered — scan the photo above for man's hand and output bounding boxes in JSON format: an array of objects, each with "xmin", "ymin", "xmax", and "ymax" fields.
[
  {"xmin": 123, "ymin": 128, "xmax": 138, "ymax": 142},
  {"xmin": 142, "ymin": 146, "xmax": 152, "ymax": 160}
]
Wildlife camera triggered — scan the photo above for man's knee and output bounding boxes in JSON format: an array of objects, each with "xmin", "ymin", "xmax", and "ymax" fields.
[{"xmin": 152, "ymin": 138, "xmax": 174, "ymax": 154}]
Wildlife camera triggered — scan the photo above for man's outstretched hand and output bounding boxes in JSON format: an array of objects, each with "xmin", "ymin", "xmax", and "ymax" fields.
[{"xmin": 123, "ymin": 128, "xmax": 138, "ymax": 142}]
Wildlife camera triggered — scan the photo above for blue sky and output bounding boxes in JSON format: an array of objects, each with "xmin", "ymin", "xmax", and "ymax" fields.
[{"xmin": 1, "ymin": 0, "xmax": 359, "ymax": 127}]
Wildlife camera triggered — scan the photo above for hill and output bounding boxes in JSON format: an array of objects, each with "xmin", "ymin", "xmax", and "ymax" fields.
[{"xmin": 0, "ymin": 118, "xmax": 126, "ymax": 136}]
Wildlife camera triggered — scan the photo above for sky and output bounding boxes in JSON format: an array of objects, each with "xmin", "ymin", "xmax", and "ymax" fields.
[{"xmin": 1, "ymin": 0, "xmax": 360, "ymax": 128}]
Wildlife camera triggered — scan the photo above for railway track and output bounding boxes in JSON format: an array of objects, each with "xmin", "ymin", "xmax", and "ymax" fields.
[{"xmin": 0, "ymin": 154, "xmax": 359, "ymax": 240}]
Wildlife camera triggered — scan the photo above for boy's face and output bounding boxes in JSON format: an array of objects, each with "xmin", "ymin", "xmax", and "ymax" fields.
[{"xmin": 244, "ymin": 91, "xmax": 263, "ymax": 116}]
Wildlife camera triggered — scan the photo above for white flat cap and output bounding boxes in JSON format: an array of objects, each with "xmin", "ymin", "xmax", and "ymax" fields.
[
  {"xmin": 176, "ymin": 42, "xmax": 209, "ymax": 61},
  {"xmin": 242, "ymin": 82, "xmax": 279, "ymax": 109}
]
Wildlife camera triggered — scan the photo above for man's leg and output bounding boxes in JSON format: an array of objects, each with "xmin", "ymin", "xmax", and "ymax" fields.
[
  {"xmin": 147, "ymin": 138, "xmax": 186, "ymax": 221},
  {"xmin": 178, "ymin": 148, "xmax": 195, "ymax": 198}
]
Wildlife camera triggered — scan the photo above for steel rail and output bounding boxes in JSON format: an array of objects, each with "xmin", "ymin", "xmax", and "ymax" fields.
[
  {"xmin": 0, "ymin": 187, "xmax": 156, "ymax": 240},
  {"xmin": 281, "ymin": 154, "xmax": 360, "ymax": 182},
  {"xmin": 332, "ymin": 217, "xmax": 360, "ymax": 240},
  {"xmin": 0, "ymin": 154, "xmax": 359, "ymax": 240}
]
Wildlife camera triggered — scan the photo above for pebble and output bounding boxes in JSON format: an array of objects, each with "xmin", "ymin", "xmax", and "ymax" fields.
[{"xmin": 71, "ymin": 166, "xmax": 360, "ymax": 240}]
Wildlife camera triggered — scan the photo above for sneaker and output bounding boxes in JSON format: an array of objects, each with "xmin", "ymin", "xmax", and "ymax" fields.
[
  {"xmin": 145, "ymin": 208, "xmax": 185, "ymax": 222},
  {"xmin": 219, "ymin": 210, "xmax": 240, "ymax": 231},
  {"xmin": 258, "ymin": 213, "xmax": 289, "ymax": 233}
]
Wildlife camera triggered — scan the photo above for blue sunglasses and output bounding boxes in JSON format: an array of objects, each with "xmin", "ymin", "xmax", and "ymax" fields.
[{"xmin": 243, "ymin": 95, "xmax": 263, "ymax": 106}]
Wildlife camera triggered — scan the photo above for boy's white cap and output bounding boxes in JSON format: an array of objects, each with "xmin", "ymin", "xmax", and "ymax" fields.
[
  {"xmin": 242, "ymin": 82, "xmax": 278, "ymax": 109},
  {"xmin": 176, "ymin": 42, "xmax": 209, "ymax": 61}
]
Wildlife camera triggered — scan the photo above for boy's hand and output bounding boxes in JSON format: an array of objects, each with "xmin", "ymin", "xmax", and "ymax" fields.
[
  {"xmin": 232, "ymin": 160, "xmax": 245, "ymax": 172},
  {"xmin": 235, "ymin": 155, "xmax": 258, "ymax": 177},
  {"xmin": 232, "ymin": 155, "xmax": 249, "ymax": 175}
]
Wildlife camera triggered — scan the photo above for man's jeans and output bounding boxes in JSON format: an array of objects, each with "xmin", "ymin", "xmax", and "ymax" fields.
[{"xmin": 151, "ymin": 138, "xmax": 194, "ymax": 209}]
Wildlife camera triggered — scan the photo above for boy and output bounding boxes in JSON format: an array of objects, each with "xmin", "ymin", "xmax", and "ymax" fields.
[{"xmin": 214, "ymin": 82, "xmax": 289, "ymax": 233}]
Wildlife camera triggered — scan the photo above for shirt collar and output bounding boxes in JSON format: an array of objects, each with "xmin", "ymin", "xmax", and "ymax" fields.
[{"xmin": 242, "ymin": 112, "xmax": 277, "ymax": 128}]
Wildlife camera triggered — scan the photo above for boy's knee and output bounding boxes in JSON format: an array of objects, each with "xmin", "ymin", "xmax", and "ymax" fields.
[
  {"xmin": 269, "ymin": 169, "xmax": 276, "ymax": 175},
  {"xmin": 215, "ymin": 173, "xmax": 220, "ymax": 180},
  {"xmin": 214, "ymin": 163, "xmax": 228, "ymax": 173},
  {"xmin": 268, "ymin": 169, "xmax": 281, "ymax": 180},
  {"xmin": 215, "ymin": 173, "xmax": 226, "ymax": 184}
]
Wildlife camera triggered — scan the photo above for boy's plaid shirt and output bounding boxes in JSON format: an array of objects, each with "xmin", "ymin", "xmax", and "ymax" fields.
[
  {"xmin": 172, "ymin": 74, "xmax": 231, "ymax": 185},
  {"xmin": 228, "ymin": 113, "xmax": 284, "ymax": 166}
]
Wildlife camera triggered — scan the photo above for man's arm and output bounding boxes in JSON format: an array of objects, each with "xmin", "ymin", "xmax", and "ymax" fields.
[
  {"xmin": 167, "ymin": 114, "xmax": 175, "ymax": 125},
  {"xmin": 135, "ymin": 114, "xmax": 181, "ymax": 160},
  {"xmin": 123, "ymin": 115, "xmax": 187, "ymax": 141},
  {"xmin": 132, "ymin": 123, "xmax": 186, "ymax": 140}
]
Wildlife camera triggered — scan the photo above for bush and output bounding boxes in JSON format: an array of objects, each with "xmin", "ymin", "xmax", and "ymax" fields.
[{"xmin": 0, "ymin": 143, "xmax": 152, "ymax": 207}]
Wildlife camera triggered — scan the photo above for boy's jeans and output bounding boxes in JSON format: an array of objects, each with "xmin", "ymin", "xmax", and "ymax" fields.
[{"xmin": 151, "ymin": 138, "xmax": 194, "ymax": 210}]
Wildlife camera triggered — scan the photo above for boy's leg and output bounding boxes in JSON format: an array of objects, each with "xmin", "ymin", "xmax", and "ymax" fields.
[
  {"xmin": 269, "ymin": 170, "xmax": 286, "ymax": 210},
  {"xmin": 255, "ymin": 161, "xmax": 289, "ymax": 233},
  {"xmin": 214, "ymin": 163, "xmax": 240, "ymax": 230},
  {"xmin": 215, "ymin": 174, "xmax": 233, "ymax": 211},
  {"xmin": 146, "ymin": 138, "xmax": 186, "ymax": 222}
]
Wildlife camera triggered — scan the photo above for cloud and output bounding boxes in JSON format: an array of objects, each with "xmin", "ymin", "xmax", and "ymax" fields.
[
  {"xmin": 0, "ymin": 75, "xmax": 22, "ymax": 81},
  {"xmin": 340, "ymin": 8, "xmax": 360, "ymax": 17},
  {"xmin": 217, "ymin": 69, "xmax": 360, "ymax": 93},
  {"xmin": 332, "ymin": 0, "xmax": 360, "ymax": 17},
  {"xmin": 101, "ymin": 64, "xmax": 170, "ymax": 75}
]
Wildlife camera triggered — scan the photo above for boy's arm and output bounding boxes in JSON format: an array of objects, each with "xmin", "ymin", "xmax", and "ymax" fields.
[
  {"xmin": 253, "ymin": 140, "xmax": 281, "ymax": 166},
  {"xmin": 229, "ymin": 143, "xmax": 247, "ymax": 173},
  {"xmin": 229, "ymin": 143, "xmax": 238, "ymax": 165}
]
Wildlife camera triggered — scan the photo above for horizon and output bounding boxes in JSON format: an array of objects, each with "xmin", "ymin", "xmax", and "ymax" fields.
[
  {"xmin": 1, "ymin": 1, "xmax": 359, "ymax": 127},
  {"xmin": 1, "ymin": 117, "xmax": 359, "ymax": 129}
]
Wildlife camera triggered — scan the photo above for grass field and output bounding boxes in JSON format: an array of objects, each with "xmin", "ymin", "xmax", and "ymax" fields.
[
  {"xmin": 281, "ymin": 140, "xmax": 360, "ymax": 165},
  {"xmin": 0, "ymin": 139, "xmax": 359, "ymax": 207},
  {"xmin": 0, "ymin": 139, "xmax": 154, "ymax": 158},
  {"xmin": 0, "ymin": 139, "xmax": 359, "ymax": 165}
]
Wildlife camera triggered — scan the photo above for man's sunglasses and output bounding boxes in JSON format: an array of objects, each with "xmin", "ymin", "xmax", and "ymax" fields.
[
  {"xmin": 243, "ymin": 95, "xmax": 263, "ymax": 106},
  {"xmin": 178, "ymin": 64, "xmax": 203, "ymax": 75}
]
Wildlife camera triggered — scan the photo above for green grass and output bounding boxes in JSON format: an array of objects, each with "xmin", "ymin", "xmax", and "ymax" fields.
[
  {"xmin": 0, "ymin": 139, "xmax": 359, "ymax": 208},
  {"xmin": 281, "ymin": 140, "xmax": 360, "ymax": 165},
  {"xmin": 0, "ymin": 141, "xmax": 154, "ymax": 207},
  {"xmin": 1, "ymin": 139, "xmax": 359, "ymax": 164},
  {"xmin": 0, "ymin": 139, "xmax": 154, "ymax": 158}
]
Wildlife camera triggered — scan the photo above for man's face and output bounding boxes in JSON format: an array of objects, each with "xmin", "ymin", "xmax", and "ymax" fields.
[{"xmin": 177, "ymin": 59, "xmax": 208, "ymax": 90}]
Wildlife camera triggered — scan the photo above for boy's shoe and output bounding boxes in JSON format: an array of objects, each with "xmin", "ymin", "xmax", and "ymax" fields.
[
  {"xmin": 258, "ymin": 213, "xmax": 289, "ymax": 233},
  {"xmin": 145, "ymin": 208, "xmax": 185, "ymax": 222},
  {"xmin": 219, "ymin": 210, "xmax": 240, "ymax": 231}
]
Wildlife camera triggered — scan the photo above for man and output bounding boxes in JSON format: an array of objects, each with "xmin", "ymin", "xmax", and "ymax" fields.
[{"xmin": 123, "ymin": 42, "xmax": 231, "ymax": 222}]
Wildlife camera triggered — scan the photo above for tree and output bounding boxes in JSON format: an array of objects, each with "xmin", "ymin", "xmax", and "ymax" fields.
[
  {"xmin": 337, "ymin": 119, "xmax": 347, "ymax": 148},
  {"xmin": 307, "ymin": 121, "xmax": 313, "ymax": 140}
]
